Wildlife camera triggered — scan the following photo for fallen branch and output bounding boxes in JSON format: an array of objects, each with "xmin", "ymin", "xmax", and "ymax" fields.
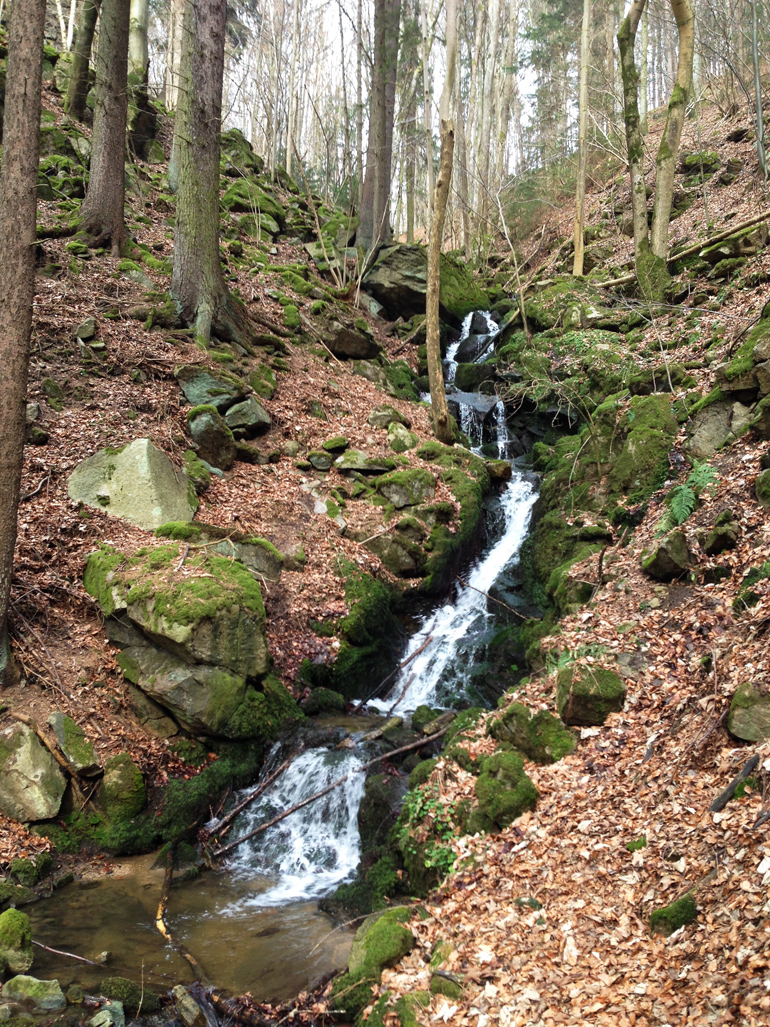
[
  {"xmin": 356, "ymin": 725, "xmax": 450, "ymax": 772},
  {"xmin": 352, "ymin": 624, "xmax": 436, "ymax": 710},
  {"xmin": 386, "ymin": 674, "xmax": 415, "ymax": 717},
  {"xmin": 32, "ymin": 941, "xmax": 104, "ymax": 966},
  {"xmin": 208, "ymin": 754, "xmax": 296, "ymax": 840},
  {"xmin": 20, "ymin": 475, "xmax": 50, "ymax": 502},
  {"xmin": 155, "ymin": 844, "xmax": 209, "ymax": 982},
  {"xmin": 456, "ymin": 575, "xmax": 533, "ymax": 621},
  {"xmin": 710, "ymin": 754, "xmax": 760, "ymax": 813}
]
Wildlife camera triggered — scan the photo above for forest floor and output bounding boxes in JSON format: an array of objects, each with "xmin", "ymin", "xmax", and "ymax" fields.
[{"xmin": 2, "ymin": 88, "xmax": 770, "ymax": 1026}]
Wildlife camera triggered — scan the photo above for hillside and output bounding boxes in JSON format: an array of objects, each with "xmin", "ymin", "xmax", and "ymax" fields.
[{"xmin": 0, "ymin": 58, "xmax": 769, "ymax": 1027}]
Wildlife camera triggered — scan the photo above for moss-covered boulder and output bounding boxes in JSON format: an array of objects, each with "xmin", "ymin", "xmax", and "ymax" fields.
[
  {"xmin": 368, "ymin": 404, "xmax": 411, "ymax": 430},
  {"xmin": 640, "ymin": 529, "xmax": 691, "ymax": 581},
  {"xmin": 728, "ymin": 682, "xmax": 770, "ymax": 742},
  {"xmin": 0, "ymin": 909, "xmax": 34, "ymax": 974},
  {"xmin": 0, "ymin": 724, "xmax": 67, "ymax": 822},
  {"xmin": 224, "ymin": 396, "xmax": 271, "ymax": 438},
  {"xmin": 84, "ymin": 544, "xmax": 268, "ymax": 680},
  {"xmin": 175, "ymin": 364, "xmax": 249, "ymax": 411},
  {"xmin": 187, "ymin": 406, "xmax": 236, "ymax": 471},
  {"xmin": 703, "ymin": 509, "xmax": 740, "ymax": 555},
  {"xmin": 453, "ymin": 360, "xmax": 497, "ymax": 392},
  {"xmin": 556, "ymin": 665, "xmax": 626, "ymax": 726},
  {"xmin": 301, "ymin": 687, "xmax": 347, "ymax": 716},
  {"xmin": 362, "ymin": 244, "xmax": 487, "ymax": 324},
  {"xmin": 359, "ymin": 773, "xmax": 408, "ymax": 854},
  {"xmin": 334, "ymin": 450, "xmax": 396, "ymax": 475},
  {"xmin": 347, "ymin": 907, "xmax": 415, "ymax": 975},
  {"xmin": 472, "ymin": 751, "xmax": 537, "ymax": 832},
  {"xmin": 47, "ymin": 713, "xmax": 100, "ymax": 776},
  {"xmin": 220, "ymin": 127, "xmax": 265, "ymax": 176},
  {"xmin": 388, "ymin": 422, "xmax": 418, "ymax": 453},
  {"xmin": 99, "ymin": 977, "xmax": 160, "ymax": 1014},
  {"xmin": 376, "ymin": 468, "xmax": 435, "ymax": 508},
  {"xmin": 221, "ymin": 180, "xmax": 285, "ymax": 228},
  {"xmin": 100, "ymin": 754, "xmax": 146, "ymax": 820},
  {"xmin": 523, "ymin": 278, "xmax": 622, "ymax": 333},
  {"xmin": 2, "ymin": 975, "xmax": 65, "ymax": 1011},
  {"xmin": 607, "ymin": 394, "xmax": 677, "ymax": 500},
  {"xmin": 489, "ymin": 702, "xmax": 577, "ymax": 763},
  {"xmin": 756, "ymin": 468, "xmax": 770, "ymax": 509}
]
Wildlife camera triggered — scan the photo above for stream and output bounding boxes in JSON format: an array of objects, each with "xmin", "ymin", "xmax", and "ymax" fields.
[{"xmin": 31, "ymin": 311, "xmax": 539, "ymax": 1002}]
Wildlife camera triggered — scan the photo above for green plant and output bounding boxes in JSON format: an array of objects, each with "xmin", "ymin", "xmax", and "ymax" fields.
[{"xmin": 663, "ymin": 461, "xmax": 719, "ymax": 528}]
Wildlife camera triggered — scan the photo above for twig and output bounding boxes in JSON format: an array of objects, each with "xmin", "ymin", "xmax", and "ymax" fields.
[
  {"xmin": 456, "ymin": 575, "xmax": 532, "ymax": 621},
  {"xmin": 356, "ymin": 726, "xmax": 450, "ymax": 772},
  {"xmin": 710, "ymin": 755, "xmax": 760, "ymax": 813},
  {"xmin": 176, "ymin": 544, "xmax": 190, "ymax": 571},
  {"xmin": 31, "ymin": 941, "xmax": 104, "ymax": 966},
  {"xmin": 392, "ymin": 318, "xmax": 426, "ymax": 355},
  {"xmin": 20, "ymin": 475, "xmax": 50, "ymax": 502},
  {"xmin": 352, "ymin": 624, "xmax": 436, "ymax": 710},
  {"xmin": 385, "ymin": 674, "xmax": 415, "ymax": 717}
]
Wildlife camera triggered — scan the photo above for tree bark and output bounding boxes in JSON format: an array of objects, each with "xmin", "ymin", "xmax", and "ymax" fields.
[
  {"xmin": 477, "ymin": 0, "xmax": 500, "ymax": 226},
  {"xmin": 751, "ymin": 0, "xmax": 767, "ymax": 180},
  {"xmin": 171, "ymin": 0, "xmax": 255, "ymax": 347},
  {"xmin": 79, "ymin": 0, "xmax": 130, "ymax": 255},
  {"xmin": 0, "ymin": 0, "xmax": 47, "ymax": 687},
  {"xmin": 426, "ymin": 0, "xmax": 456, "ymax": 446},
  {"xmin": 65, "ymin": 0, "xmax": 101, "ymax": 121},
  {"xmin": 286, "ymin": 0, "xmax": 302, "ymax": 179},
  {"xmin": 640, "ymin": 4, "xmax": 648, "ymax": 134},
  {"xmin": 573, "ymin": 0, "xmax": 592, "ymax": 277},
  {"xmin": 421, "ymin": 0, "xmax": 434, "ymax": 219},
  {"xmin": 128, "ymin": 0, "xmax": 149, "ymax": 83}
]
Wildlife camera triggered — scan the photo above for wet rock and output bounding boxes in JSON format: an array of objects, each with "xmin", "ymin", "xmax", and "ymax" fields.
[
  {"xmin": 358, "ymin": 773, "xmax": 408, "ymax": 854},
  {"xmin": 67, "ymin": 438, "xmax": 197, "ymax": 530},
  {"xmin": 224, "ymin": 396, "xmax": 271, "ymax": 438},
  {"xmin": 174, "ymin": 365, "xmax": 249, "ymax": 411},
  {"xmin": 641, "ymin": 529, "xmax": 691, "ymax": 581},
  {"xmin": 0, "ymin": 910, "xmax": 33, "ymax": 974},
  {"xmin": 0, "ymin": 724, "xmax": 67, "ymax": 822},
  {"xmin": 172, "ymin": 986, "xmax": 205, "ymax": 1027},
  {"xmin": 454, "ymin": 332, "xmax": 492, "ymax": 363},
  {"xmin": 87, "ymin": 1002, "xmax": 125, "ymax": 1027},
  {"xmin": 2, "ymin": 976, "xmax": 65, "ymax": 1012},
  {"xmin": 556, "ymin": 666, "xmax": 626, "ymax": 726},
  {"xmin": 100, "ymin": 754, "xmax": 145, "ymax": 820},
  {"xmin": 47, "ymin": 713, "xmax": 100, "ymax": 776},
  {"xmin": 453, "ymin": 361, "xmax": 497, "ymax": 392},
  {"xmin": 188, "ymin": 408, "xmax": 236, "ymax": 471},
  {"xmin": 728, "ymin": 682, "xmax": 770, "ymax": 742},
  {"xmin": 301, "ymin": 687, "xmax": 347, "ymax": 716}
]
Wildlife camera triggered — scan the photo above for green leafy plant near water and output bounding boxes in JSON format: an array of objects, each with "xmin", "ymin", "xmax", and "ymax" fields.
[{"xmin": 397, "ymin": 783, "xmax": 458, "ymax": 881}]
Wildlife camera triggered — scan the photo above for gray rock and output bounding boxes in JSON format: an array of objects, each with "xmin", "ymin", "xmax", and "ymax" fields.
[
  {"xmin": 172, "ymin": 986, "xmax": 206, "ymax": 1027},
  {"xmin": 87, "ymin": 1002, "xmax": 125, "ymax": 1027},
  {"xmin": 728, "ymin": 683, "xmax": 770, "ymax": 742},
  {"xmin": 67, "ymin": 438, "xmax": 197, "ymax": 531},
  {"xmin": 308, "ymin": 450, "xmax": 333, "ymax": 471},
  {"xmin": 47, "ymin": 713, "xmax": 100, "ymax": 776},
  {"xmin": 358, "ymin": 293, "xmax": 385, "ymax": 319},
  {"xmin": 367, "ymin": 534, "xmax": 421, "ymax": 577},
  {"xmin": 174, "ymin": 365, "xmax": 249, "ymax": 411},
  {"xmin": 702, "ymin": 510, "xmax": 740, "ymax": 555},
  {"xmin": 322, "ymin": 322, "xmax": 382, "ymax": 360},
  {"xmin": 0, "ymin": 724, "xmax": 67, "ymax": 821},
  {"xmin": 367, "ymin": 404, "xmax": 411, "ymax": 429},
  {"xmin": 755, "ymin": 361, "xmax": 770, "ymax": 395},
  {"xmin": 715, "ymin": 361, "xmax": 758, "ymax": 393},
  {"xmin": 387, "ymin": 422, "xmax": 418, "ymax": 453},
  {"xmin": 25, "ymin": 403, "xmax": 41, "ymax": 424},
  {"xmin": 125, "ymin": 685, "xmax": 179, "ymax": 738},
  {"xmin": 334, "ymin": 450, "xmax": 396, "ymax": 475},
  {"xmin": 683, "ymin": 402, "xmax": 732, "ymax": 460},
  {"xmin": 76, "ymin": 317, "xmax": 96, "ymax": 341},
  {"xmin": 188, "ymin": 409, "xmax": 236, "ymax": 470},
  {"xmin": 731, "ymin": 401, "xmax": 754, "ymax": 435},
  {"xmin": 224, "ymin": 396, "xmax": 271, "ymax": 438},
  {"xmin": 377, "ymin": 469, "xmax": 435, "ymax": 508},
  {"xmin": 2, "ymin": 977, "xmax": 66, "ymax": 1012},
  {"xmin": 100, "ymin": 754, "xmax": 145, "ymax": 819},
  {"xmin": 641, "ymin": 529, "xmax": 691, "ymax": 581},
  {"xmin": 556, "ymin": 666, "xmax": 626, "ymax": 726}
]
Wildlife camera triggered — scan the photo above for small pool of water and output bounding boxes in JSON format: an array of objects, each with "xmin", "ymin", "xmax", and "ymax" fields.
[{"xmin": 30, "ymin": 855, "xmax": 354, "ymax": 1002}]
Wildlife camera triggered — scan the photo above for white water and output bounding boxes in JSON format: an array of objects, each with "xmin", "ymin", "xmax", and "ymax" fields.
[{"xmin": 228, "ymin": 747, "xmax": 366, "ymax": 907}]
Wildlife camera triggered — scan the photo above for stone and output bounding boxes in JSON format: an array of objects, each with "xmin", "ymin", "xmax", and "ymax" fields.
[
  {"xmin": 223, "ymin": 396, "xmax": 271, "ymax": 438},
  {"xmin": 715, "ymin": 360, "xmax": 758, "ymax": 394},
  {"xmin": 100, "ymin": 754, "xmax": 145, "ymax": 820},
  {"xmin": 67, "ymin": 438, "xmax": 197, "ymax": 531},
  {"xmin": 366, "ymin": 534, "xmax": 422, "ymax": 577},
  {"xmin": 640, "ymin": 530, "xmax": 692, "ymax": 581},
  {"xmin": 47, "ymin": 713, "xmax": 100, "ymax": 776},
  {"xmin": 556, "ymin": 666, "xmax": 626, "ymax": 726},
  {"xmin": 174, "ymin": 365, "xmax": 249, "ymax": 411},
  {"xmin": 683, "ymin": 402, "xmax": 732, "ymax": 460},
  {"xmin": 387, "ymin": 422, "xmax": 418, "ymax": 453},
  {"xmin": 87, "ymin": 1004, "xmax": 125, "ymax": 1027},
  {"xmin": 728, "ymin": 682, "xmax": 770, "ymax": 742},
  {"xmin": 188, "ymin": 408, "xmax": 236, "ymax": 471},
  {"xmin": 0, "ymin": 724, "xmax": 67, "ymax": 822},
  {"xmin": 0, "ymin": 910, "xmax": 33, "ymax": 974},
  {"xmin": 25, "ymin": 403, "xmax": 40, "ymax": 424},
  {"xmin": 454, "ymin": 332, "xmax": 492, "ymax": 364},
  {"xmin": 347, "ymin": 908, "xmax": 416, "ymax": 976},
  {"xmin": 731, "ymin": 401, "xmax": 754, "ymax": 435},
  {"xmin": 322, "ymin": 322, "xmax": 382, "ymax": 360},
  {"xmin": 307, "ymin": 450, "xmax": 333, "ymax": 471},
  {"xmin": 703, "ymin": 510, "xmax": 740, "ymax": 555},
  {"xmin": 172, "ymin": 985, "xmax": 206, "ymax": 1027},
  {"xmin": 489, "ymin": 702, "xmax": 577, "ymax": 763},
  {"xmin": 368, "ymin": 404, "xmax": 411, "ymax": 429},
  {"xmin": 126, "ymin": 685, "xmax": 179, "ymax": 738},
  {"xmin": 334, "ymin": 450, "xmax": 396, "ymax": 475},
  {"xmin": 376, "ymin": 469, "xmax": 435, "ymax": 508},
  {"xmin": 2, "ymin": 977, "xmax": 66, "ymax": 1012},
  {"xmin": 76, "ymin": 317, "xmax": 96, "ymax": 341},
  {"xmin": 453, "ymin": 361, "xmax": 497, "ymax": 392},
  {"xmin": 756, "ymin": 468, "xmax": 770, "ymax": 509}
]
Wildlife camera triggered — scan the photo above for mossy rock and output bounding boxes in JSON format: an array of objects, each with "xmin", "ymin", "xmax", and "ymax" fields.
[
  {"xmin": 411, "ymin": 705, "xmax": 440, "ymax": 733},
  {"xmin": 376, "ymin": 468, "xmax": 436, "ymax": 508},
  {"xmin": 556, "ymin": 665, "xmax": 626, "ymax": 726},
  {"xmin": 0, "ymin": 909, "xmax": 33, "ymax": 974},
  {"xmin": 183, "ymin": 449, "xmax": 211, "ymax": 494},
  {"xmin": 221, "ymin": 180, "xmax": 285, "ymax": 227},
  {"xmin": 640, "ymin": 529, "xmax": 691, "ymax": 581},
  {"xmin": 489, "ymin": 702, "xmax": 577, "ymax": 763},
  {"xmin": 408, "ymin": 758, "xmax": 437, "ymax": 790},
  {"xmin": 472, "ymin": 751, "xmax": 537, "ymax": 832},
  {"xmin": 755, "ymin": 468, "xmax": 770, "ymax": 509},
  {"xmin": 728, "ymin": 682, "xmax": 770, "ymax": 742},
  {"xmin": 100, "ymin": 753, "xmax": 146, "ymax": 820},
  {"xmin": 650, "ymin": 893, "xmax": 697, "ymax": 936},
  {"xmin": 358, "ymin": 773, "xmax": 407, "ymax": 854},
  {"xmin": 99, "ymin": 977, "xmax": 160, "ymax": 1014},
  {"xmin": 348, "ymin": 907, "xmax": 415, "ymax": 976},
  {"xmin": 47, "ymin": 713, "xmax": 99, "ymax": 776},
  {"xmin": 301, "ymin": 687, "xmax": 347, "ymax": 716}
]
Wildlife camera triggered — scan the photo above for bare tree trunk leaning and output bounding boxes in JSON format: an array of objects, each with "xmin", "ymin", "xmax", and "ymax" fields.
[
  {"xmin": 573, "ymin": 0, "xmax": 592, "ymax": 276},
  {"xmin": 0, "ymin": 0, "xmax": 47, "ymax": 688},
  {"xmin": 426, "ymin": 0, "xmax": 457, "ymax": 446},
  {"xmin": 65, "ymin": 0, "xmax": 102, "ymax": 121},
  {"xmin": 79, "ymin": 0, "xmax": 130, "ymax": 255}
]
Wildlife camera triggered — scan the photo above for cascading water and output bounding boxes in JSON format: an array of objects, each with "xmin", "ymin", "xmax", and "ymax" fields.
[{"xmin": 227, "ymin": 747, "xmax": 366, "ymax": 907}]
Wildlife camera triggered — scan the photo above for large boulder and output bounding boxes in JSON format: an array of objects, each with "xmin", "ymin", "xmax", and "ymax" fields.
[
  {"xmin": 376, "ymin": 468, "xmax": 435, "ymax": 508},
  {"xmin": 363, "ymin": 244, "xmax": 487, "ymax": 323},
  {"xmin": 683, "ymin": 401, "xmax": 733, "ymax": 460},
  {"xmin": 488, "ymin": 702, "xmax": 577, "ymax": 763},
  {"xmin": 0, "ymin": 909, "xmax": 34, "ymax": 974},
  {"xmin": 84, "ymin": 544, "xmax": 268, "ymax": 680},
  {"xmin": 187, "ymin": 407, "xmax": 236, "ymax": 470},
  {"xmin": 728, "ymin": 682, "xmax": 770, "ymax": 742},
  {"xmin": 175, "ymin": 365, "xmax": 250, "ymax": 411},
  {"xmin": 556, "ymin": 665, "xmax": 626, "ymax": 726},
  {"xmin": 224, "ymin": 396, "xmax": 271, "ymax": 438},
  {"xmin": 68, "ymin": 439, "xmax": 197, "ymax": 531},
  {"xmin": 100, "ymin": 753, "xmax": 146, "ymax": 820},
  {"xmin": 47, "ymin": 713, "xmax": 100, "ymax": 776},
  {"xmin": 2, "ymin": 975, "xmax": 66, "ymax": 1011},
  {"xmin": 321, "ymin": 322, "xmax": 383, "ymax": 360},
  {"xmin": 0, "ymin": 724, "xmax": 67, "ymax": 821},
  {"xmin": 640, "ymin": 529, "xmax": 691, "ymax": 581}
]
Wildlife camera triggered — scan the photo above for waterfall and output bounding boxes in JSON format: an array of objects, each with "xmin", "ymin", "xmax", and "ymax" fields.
[{"xmin": 227, "ymin": 748, "xmax": 366, "ymax": 907}]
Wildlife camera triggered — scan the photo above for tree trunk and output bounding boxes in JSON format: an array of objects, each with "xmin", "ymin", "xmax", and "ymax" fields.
[
  {"xmin": 426, "ymin": 0, "xmax": 456, "ymax": 447},
  {"xmin": 649, "ymin": 0, "xmax": 695, "ymax": 259},
  {"xmin": 0, "ymin": 0, "xmax": 47, "ymax": 687},
  {"xmin": 171, "ymin": 0, "xmax": 255, "ymax": 347},
  {"xmin": 128, "ymin": 0, "xmax": 149, "ymax": 83},
  {"xmin": 640, "ymin": 3, "xmax": 648, "ymax": 134},
  {"xmin": 477, "ymin": 0, "xmax": 500, "ymax": 226},
  {"xmin": 455, "ymin": 87, "xmax": 471, "ymax": 255},
  {"xmin": 356, "ymin": 0, "xmax": 364, "ymax": 205},
  {"xmin": 286, "ymin": 0, "xmax": 302, "ymax": 179},
  {"xmin": 79, "ymin": 0, "xmax": 130, "ymax": 255},
  {"xmin": 164, "ymin": 0, "xmax": 185, "ymax": 109},
  {"xmin": 573, "ymin": 0, "xmax": 591, "ymax": 277},
  {"xmin": 421, "ymin": 0, "xmax": 434, "ymax": 219},
  {"xmin": 65, "ymin": 0, "xmax": 101, "ymax": 121},
  {"xmin": 751, "ymin": 0, "xmax": 767, "ymax": 180}
]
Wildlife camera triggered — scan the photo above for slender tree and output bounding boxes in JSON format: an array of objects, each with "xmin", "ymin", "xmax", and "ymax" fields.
[
  {"xmin": 573, "ymin": 0, "xmax": 591, "ymax": 276},
  {"xmin": 79, "ymin": 0, "xmax": 130, "ymax": 253},
  {"xmin": 128, "ymin": 0, "xmax": 150, "ymax": 83},
  {"xmin": 65, "ymin": 0, "xmax": 102, "ymax": 121},
  {"xmin": 426, "ymin": 0, "xmax": 457, "ymax": 446},
  {"xmin": 0, "ymin": 0, "xmax": 47, "ymax": 687},
  {"xmin": 171, "ymin": 0, "xmax": 255, "ymax": 346}
]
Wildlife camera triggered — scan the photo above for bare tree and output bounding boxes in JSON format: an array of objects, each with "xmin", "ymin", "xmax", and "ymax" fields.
[
  {"xmin": 0, "ymin": 0, "xmax": 47, "ymax": 687},
  {"xmin": 573, "ymin": 0, "xmax": 592, "ymax": 276},
  {"xmin": 65, "ymin": 0, "xmax": 102, "ymax": 121}
]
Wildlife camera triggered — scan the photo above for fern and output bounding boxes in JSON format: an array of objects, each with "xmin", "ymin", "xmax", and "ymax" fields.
[
  {"xmin": 667, "ymin": 484, "xmax": 697, "ymax": 526},
  {"xmin": 663, "ymin": 461, "xmax": 720, "ymax": 528},
  {"xmin": 687, "ymin": 461, "xmax": 718, "ymax": 496}
]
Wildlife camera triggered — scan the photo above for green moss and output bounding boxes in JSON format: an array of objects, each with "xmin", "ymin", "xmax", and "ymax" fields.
[
  {"xmin": 330, "ymin": 970, "xmax": 378, "ymax": 1019},
  {"xmin": 9, "ymin": 860, "xmax": 38, "ymax": 888},
  {"xmin": 489, "ymin": 702, "xmax": 577, "ymax": 763},
  {"xmin": 556, "ymin": 665, "xmax": 626, "ymax": 725},
  {"xmin": 101, "ymin": 753, "xmax": 146, "ymax": 820},
  {"xmin": 283, "ymin": 304, "xmax": 301, "ymax": 330},
  {"xmin": 0, "ymin": 908, "xmax": 32, "ymax": 965},
  {"xmin": 650, "ymin": 893, "xmax": 697, "ymax": 936},
  {"xmin": 154, "ymin": 521, "xmax": 203, "ymax": 541},
  {"xmin": 626, "ymin": 835, "xmax": 647, "ymax": 852},
  {"xmin": 224, "ymin": 675, "xmax": 303, "ymax": 739},
  {"xmin": 473, "ymin": 751, "xmax": 537, "ymax": 832},
  {"xmin": 322, "ymin": 435, "xmax": 349, "ymax": 452},
  {"xmin": 411, "ymin": 705, "xmax": 440, "ymax": 733},
  {"xmin": 82, "ymin": 547, "xmax": 125, "ymax": 616},
  {"xmin": 99, "ymin": 978, "xmax": 160, "ymax": 1014},
  {"xmin": 302, "ymin": 687, "xmax": 347, "ymax": 715},
  {"xmin": 408, "ymin": 759, "xmax": 437, "ymax": 790},
  {"xmin": 248, "ymin": 364, "xmax": 277, "ymax": 399}
]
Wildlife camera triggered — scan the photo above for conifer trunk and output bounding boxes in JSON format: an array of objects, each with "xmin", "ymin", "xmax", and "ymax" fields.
[
  {"xmin": 0, "ymin": 0, "xmax": 47, "ymax": 686},
  {"xmin": 65, "ymin": 0, "xmax": 101, "ymax": 121},
  {"xmin": 573, "ymin": 0, "xmax": 591, "ymax": 277},
  {"xmin": 170, "ymin": 0, "xmax": 254, "ymax": 347},
  {"xmin": 79, "ymin": 0, "xmax": 130, "ymax": 254}
]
